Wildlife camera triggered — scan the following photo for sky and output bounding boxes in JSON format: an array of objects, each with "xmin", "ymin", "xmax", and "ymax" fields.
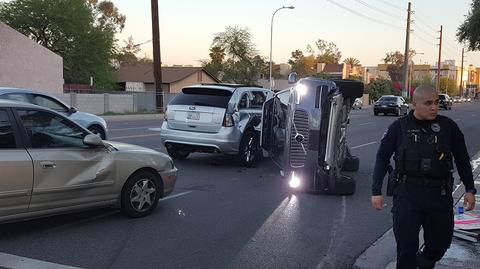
[{"xmin": 114, "ymin": 0, "xmax": 480, "ymax": 68}]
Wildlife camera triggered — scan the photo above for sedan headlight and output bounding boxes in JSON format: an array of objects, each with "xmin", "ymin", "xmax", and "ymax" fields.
[{"xmin": 289, "ymin": 171, "xmax": 301, "ymax": 189}]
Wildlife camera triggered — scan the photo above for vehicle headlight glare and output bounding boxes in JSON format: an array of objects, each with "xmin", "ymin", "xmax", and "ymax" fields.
[
  {"xmin": 289, "ymin": 171, "xmax": 301, "ymax": 188},
  {"xmin": 295, "ymin": 84, "xmax": 308, "ymax": 96}
]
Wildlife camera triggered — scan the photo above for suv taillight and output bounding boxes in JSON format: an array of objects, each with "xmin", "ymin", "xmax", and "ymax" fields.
[{"xmin": 223, "ymin": 113, "xmax": 234, "ymax": 127}]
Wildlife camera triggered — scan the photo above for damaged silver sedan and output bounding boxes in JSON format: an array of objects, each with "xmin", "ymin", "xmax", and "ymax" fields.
[{"xmin": 0, "ymin": 100, "xmax": 177, "ymax": 223}]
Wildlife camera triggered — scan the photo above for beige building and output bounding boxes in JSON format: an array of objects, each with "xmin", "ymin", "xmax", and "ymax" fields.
[
  {"xmin": 115, "ymin": 64, "xmax": 220, "ymax": 93},
  {"xmin": 0, "ymin": 21, "xmax": 63, "ymax": 93}
]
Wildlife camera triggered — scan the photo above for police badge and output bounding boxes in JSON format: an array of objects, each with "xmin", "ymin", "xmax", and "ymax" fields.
[{"xmin": 431, "ymin": 123, "xmax": 441, "ymax": 132}]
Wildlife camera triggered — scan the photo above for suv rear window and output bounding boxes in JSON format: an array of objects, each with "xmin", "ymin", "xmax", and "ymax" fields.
[{"xmin": 169, "ymin": 88, "xmax": 232, "ymax": 108}]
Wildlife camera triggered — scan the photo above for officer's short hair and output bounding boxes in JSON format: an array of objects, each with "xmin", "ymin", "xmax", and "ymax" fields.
[{"xmin": 413, "ymin": 85, "xmax": 438, "ymax": 102}]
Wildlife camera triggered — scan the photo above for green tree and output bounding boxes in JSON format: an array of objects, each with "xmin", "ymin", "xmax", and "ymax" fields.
[
  {"xmin": 288, "ymin": 49, "xmax": 307, "ymax": 76},
  {"xmin": 367, "ymin": 79, "xmax": 396, "ymax": 102},
  {"xmin": 439, "ymin": 77, "xmax": 459, "ymax": 96},
  {"xmin": 202, "ymin": 26, "xmax": 264, "ymax": 84},
  {"xmin": 0, "ymin": 0, "xmax": 125, "ymax": 89},
  {"xmin": 312, "ymin": 39, "xmax": 342, "ymax": 64},
  {"xmin": 344, "ymin": 57, "xmax": 361, "ymax": 67},
  {"xmin": 382, "ymin": 51, "xmax": 404, "ymax": 83},
  {"xmin": 115, "ymin": 36, "xmax": 141, "ymax": 66},
  {"xmin": 457, "ymin": 0, "xmax": 480, "ymax": 51},
  {"xmin": 202, "ymin": 46, "xmax": 226, "ymax": 79}
]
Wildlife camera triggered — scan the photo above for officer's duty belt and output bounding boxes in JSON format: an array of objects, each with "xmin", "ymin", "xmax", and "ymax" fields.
[{"xmin": 399, "ymin": 175, "xmax": 444, "ymax": 188}]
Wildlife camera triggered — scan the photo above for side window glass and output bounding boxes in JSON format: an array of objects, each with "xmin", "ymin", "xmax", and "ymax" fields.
[
  {"xmin": 3, "ymin": 93, "xmax": 30, "ymax": 103},
  {"xmin": 277, "ymin": 91, "xmax": 290, "ymax": 106},
  {"xmin": 238, "ymin": 93, "xmax": 248, "ymax": 110},
  {"xmin": 0, "ymin": 110, "xmax": 17, "ymax": 149},
  {"xmin": 250, "ymin": 91, "xmax": 267, "ymax": 108},
  {"xmin": 17, "ymin": 110, "xmax": 87, "ymax": 148},
  {"xmin": 32, "ymin": 95, "xmax": 67, "ymax": 112}
]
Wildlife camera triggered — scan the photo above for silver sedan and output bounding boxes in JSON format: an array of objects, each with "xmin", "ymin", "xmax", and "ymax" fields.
[{"xmin": 0, "ymin": 100, "xmax": 177, "ymax": 223}]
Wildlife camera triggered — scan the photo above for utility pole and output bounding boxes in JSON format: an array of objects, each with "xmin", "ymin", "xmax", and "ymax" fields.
[
  {"xmin": 151, "ymin": 0, "xmax": 163, "ymax": 111},
  {"xmin": 402, "ymin": 2, "xmax": 412, "ymax": 98},
  {"xmin": 460, "ymin": 48, "xmax": 465, "ymax": 96},
  {"xmin": 436, "ymin": 25, "xmax": 443, "ymax": 92}
]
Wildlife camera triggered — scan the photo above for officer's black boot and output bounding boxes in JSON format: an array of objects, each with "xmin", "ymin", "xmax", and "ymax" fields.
[{"xmin": 416, "ymin": 250, "xmax": 435, "ymax": 269}]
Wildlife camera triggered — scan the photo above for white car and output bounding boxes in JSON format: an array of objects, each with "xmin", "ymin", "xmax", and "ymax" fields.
[
  {"xmin": 0, "ymin": 100, "xmax": 177, "ymax": 223},
  {"xmin": 0, "ymin": 87, "xmax": 108, "ymax": 139}
]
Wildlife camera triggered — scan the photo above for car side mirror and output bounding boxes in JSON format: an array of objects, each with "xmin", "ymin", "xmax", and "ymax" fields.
[
  {"xmin": 83, "ymin": 134, "xmax": 104, "ymax": 147},
  {"xmin": 69, "ymin": 107, "xmax": 77, "ymax": 114}
]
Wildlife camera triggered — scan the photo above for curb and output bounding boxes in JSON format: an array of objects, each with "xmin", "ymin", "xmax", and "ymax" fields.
[{"xmin": 353, "ymin": 150, "xmax": 480, "ymax": 269}]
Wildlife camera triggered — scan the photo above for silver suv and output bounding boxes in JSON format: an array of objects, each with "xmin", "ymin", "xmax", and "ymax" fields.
[{"xmin": 160, "ymin": 83, "xmax": 273, "ymax": 166}]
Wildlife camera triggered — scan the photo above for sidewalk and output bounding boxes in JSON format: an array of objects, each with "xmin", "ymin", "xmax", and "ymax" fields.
[
  {"xmin": 101, "ymin": 113, "xmax": 164, "ymax": 122},
  {"xmin": 354, "ymin": 152, "xmax": 480, "ymax": 269}
]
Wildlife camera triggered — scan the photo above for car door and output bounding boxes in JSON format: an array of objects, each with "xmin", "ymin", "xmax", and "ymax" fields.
[
  {"xmin": 14, "ymin": 108, "xmax": 115, "ymax": 212},
  {"xmin": 0, "ymin": 109, "xmax": 33, "ymax": 217}
]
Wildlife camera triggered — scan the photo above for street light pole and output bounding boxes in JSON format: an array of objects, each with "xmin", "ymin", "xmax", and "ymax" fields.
[{"xmin": 269, "ymin": 6, "xmax": 294, "ymax": 90}]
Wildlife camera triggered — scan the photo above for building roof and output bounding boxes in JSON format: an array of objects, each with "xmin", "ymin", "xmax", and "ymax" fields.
[{"xmin": 115, "ymin": 64, "xmax": 220, "ymax": 84}]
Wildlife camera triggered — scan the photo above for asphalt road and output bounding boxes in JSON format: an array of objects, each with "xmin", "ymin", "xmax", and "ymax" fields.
[{"xmin": 1, "ymin": 101, "xmax": 479, "ymax": 269}]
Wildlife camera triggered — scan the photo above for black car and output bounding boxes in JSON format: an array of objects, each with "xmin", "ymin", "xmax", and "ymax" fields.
[
  {"xmin": 373, "ymin": 95, "xmax": 409, "ymax": 116},
  {"xmin": 438, "ymin": 94, "xmax": 452, "ymax": 110}
]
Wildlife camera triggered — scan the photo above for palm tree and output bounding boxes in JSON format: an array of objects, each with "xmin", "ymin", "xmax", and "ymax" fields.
[{"xmin": 343, "ymin": 57, "xmax": 360, "ymax": 67}]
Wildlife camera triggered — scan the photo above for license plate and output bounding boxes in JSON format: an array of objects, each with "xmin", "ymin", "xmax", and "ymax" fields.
[{"xmin": 187, "ymin": 112, "xmax": 200, "ymax": 120}]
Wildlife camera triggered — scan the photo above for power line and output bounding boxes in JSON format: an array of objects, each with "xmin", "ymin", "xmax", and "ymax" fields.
[
  {"xmin": 375, "ymin": 0, "xmax": 405, "ymax": 11},
  {"xmin": 412, "ymin": 32, "xmax": 435, "ymax": 47},
  {"xmin": 326, "ymin": 0, "xmax": 404, "ymax": 30},
  {"xmin": 354, "ymin": 0, "xmax": 404, "ymax": 21},
  {"xmin": 412, "ymin": 24, "xmax": 437, "ymax": 40}
]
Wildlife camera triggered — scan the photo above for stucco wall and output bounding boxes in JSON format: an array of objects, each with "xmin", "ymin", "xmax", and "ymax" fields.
[
  {"xmin": 108, "ymin": 94, "xmax": 134, "ymax": 113},
  {"xmin": 0, "ymin": 21, "xmax": 63, "ymax": 94}
]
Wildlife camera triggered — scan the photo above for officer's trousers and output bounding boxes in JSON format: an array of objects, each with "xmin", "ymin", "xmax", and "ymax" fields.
[{"xmin": 392, "ymin": 183, "xmax": 454, "ymax": 269}]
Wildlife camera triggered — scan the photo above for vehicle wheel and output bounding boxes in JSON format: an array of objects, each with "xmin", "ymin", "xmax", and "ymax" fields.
[
  {"xmin": 342, "ymin": 147, "xmax": 360, "ymax": 171},
  {"xmin": 121, "ymin": 171, "xmax": 161, "ymax": 218},
  {"xmin": 166, "ymin": 147, "xmax": 190, "ymax": 160},
  {"xmin": 88, "ymin": 125, "xmax": 106, "ymax": 140},
  {"xmin": 374, "ymin": 111, "xmax": 378, "ymax": 116},
  {"xmin": 238, "ymin": 130, "xmax": 260, "ymax": 167}
]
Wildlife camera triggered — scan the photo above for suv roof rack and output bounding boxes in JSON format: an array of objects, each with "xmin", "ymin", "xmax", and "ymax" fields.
[{"xmin": 199, "ymin": 83, "xmax": 263, "ymax": 88}]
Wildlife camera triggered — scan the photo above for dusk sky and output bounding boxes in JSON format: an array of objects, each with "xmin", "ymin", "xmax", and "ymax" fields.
[{"xmin": 114, "ymin": 0, "xmax": 480, "ymax": 67}]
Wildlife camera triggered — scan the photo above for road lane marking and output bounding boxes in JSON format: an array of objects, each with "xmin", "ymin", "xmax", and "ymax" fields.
[
  {"xmin": 358, "ymin": 122, "xmax": 373, "ymax": 126},
  {"xmin": 109, "ymin": 133, "xmax": 161, "ymax": 140},
  {"xmin": 160, "ymin": 191, "xmax": 193, "ymax": 202},
  {"xmin": 351, "ymin": 141, "xmax": 377, "ymax": 149},
  {"xmin": 0, "ymin": 252, "xmax": 81, "ymax": 269},
  {"xmin": 454, "ymin": 118, "xmax": 461, "ymax": 122},
  {"xmin": 148, "ymin": 128, "xmax": 162, "ymax": 132}
]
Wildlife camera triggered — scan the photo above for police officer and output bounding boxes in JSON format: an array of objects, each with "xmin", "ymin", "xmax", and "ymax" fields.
[{"xmin": 371, "ymin": 86, "xmax": 477, "ymax": 269}]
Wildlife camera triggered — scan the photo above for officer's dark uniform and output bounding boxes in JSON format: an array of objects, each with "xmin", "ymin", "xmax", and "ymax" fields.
[{"xmin": 372, "ymin": 110, "xmax": 476, "ymax": 268}]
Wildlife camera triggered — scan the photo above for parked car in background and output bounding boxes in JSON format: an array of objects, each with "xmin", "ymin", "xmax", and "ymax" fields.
[
  {"xmin": 352, "ymin": 97, "xmax": 363, "ymax": 109},
  {"xmin": 438, "ymin": 93, "xmax": 452, "ymax": 110},
  {"xmin": 160, "ymin": 83, "xmax": 273, "ymax": 166},
  {"xmin": 373, "ymin": 95, "xmax": 409, "ymax": 116},
  {"xmin": 0, "ymin": 100, "xmax": 177, "ymax": 223},
  {"xmin": 452, "ymin": 96, "xmax": 462, "ymax": 103},
  {"xmin": 0, "ymin": 87, "xmax": 108, "ymax": 139}
]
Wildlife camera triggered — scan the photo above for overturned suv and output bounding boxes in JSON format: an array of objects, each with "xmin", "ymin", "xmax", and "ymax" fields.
[
  {"xmin": 160, "ymin": 83, "xmax": 273, "ymax": 166},
  {"xmin": 261, "ymin": 75, "xmax": 362, "ymax": 195}
]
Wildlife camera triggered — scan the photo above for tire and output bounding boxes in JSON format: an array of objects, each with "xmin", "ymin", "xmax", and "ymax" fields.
[
  {"xmin": 121, "ymin": 171, "xmax": 161, "ymax": 218},
  {"xmin": 238, "ymin": 130, "xmax": 260, "ymax": 167},
  {"xmin": 166, "ymin": 147, "xmax": 190, "ymax": 160},
  {"xmin": 88, "ymin": 125, "xmax": 106, "ymax": 140},
  {"xmin": 374, "ymin": 111, "xmax": 378, "ymax": 116}
]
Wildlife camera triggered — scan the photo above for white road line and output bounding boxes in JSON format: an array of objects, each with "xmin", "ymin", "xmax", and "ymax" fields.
[
  {"xmin": 454, "ymin": 118, "xmax": 461, "ymax": 122},
  {"xmin": 351, "ymin": 141, "xmax": 377, "ymax": 149},
  {"xmin": 358, "ymin": 122, "xmax": 373, "ymax": 126},
  {"xmin": 109, "ymin": 126, "xmax": 157, "ymax": 131},
  {"xmin": 160, "ymin": 191, "xmax": 193, "ymax": 202},
  {"xmin": 109, "ymin": 133, "xmax": 161, "ymax": 140},
  {"xmin": 0, "ymin": 252, "xmax": 81, "ymax": 269},
  {"xmin": 148, "ymin": 128, "xmax": 162, "ymax": 132}
]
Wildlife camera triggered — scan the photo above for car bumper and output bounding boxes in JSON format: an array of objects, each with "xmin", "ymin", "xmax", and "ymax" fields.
[
  {"xmin": 160, "ymin": 122, "xmax": 241, "ymax": 154},
  {"xmin": 159, "ymin": 167, "xmax": 178, "ymax": 197},
  {"xmin": 374, "ymin": 106, "xmax": 398, "ymax": 113}
]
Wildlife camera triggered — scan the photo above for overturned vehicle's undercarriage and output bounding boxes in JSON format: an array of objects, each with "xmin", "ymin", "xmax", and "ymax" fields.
[{"xmin": 261, "ymin": 76, "xmax": 363, "ymax": 195}]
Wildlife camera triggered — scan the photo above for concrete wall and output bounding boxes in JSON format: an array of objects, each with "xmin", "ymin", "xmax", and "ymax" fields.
[
  {"xmin": 0, "ymin": 21, "xmax": 63, "ymax": 94},
  {"xmin": 53, "ymin": 93, "xmax": 156, "ymax": 115}
]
